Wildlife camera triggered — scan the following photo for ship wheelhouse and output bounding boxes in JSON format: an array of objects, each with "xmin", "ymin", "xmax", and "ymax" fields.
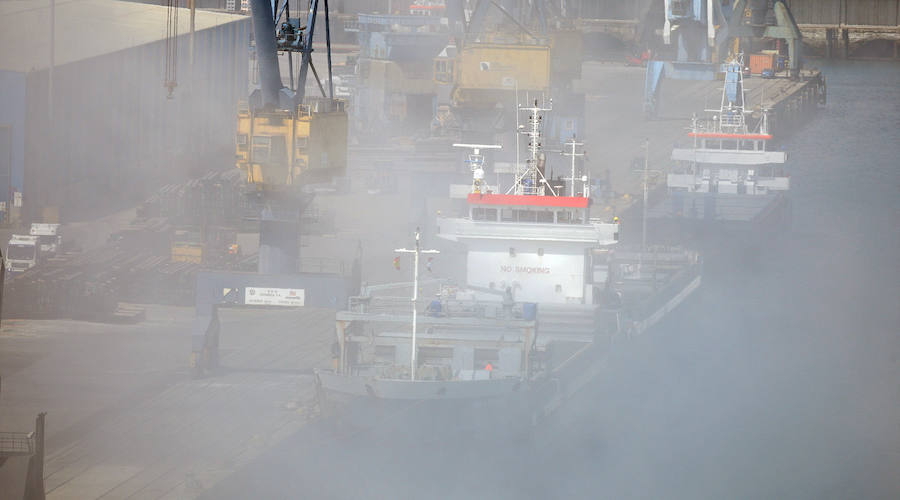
[{"xmin": 439, "ymin": 181, "xmax": 617, "ymax": 305}]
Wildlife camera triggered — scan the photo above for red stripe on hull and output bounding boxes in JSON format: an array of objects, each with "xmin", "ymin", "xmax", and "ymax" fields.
[
  {"xmin": 467, "ymin": 193, "xmax": 589, "ymax": 208},
  {"xmin": 689, "ymin": 132, "xmax": 773, "ymax": 140}
]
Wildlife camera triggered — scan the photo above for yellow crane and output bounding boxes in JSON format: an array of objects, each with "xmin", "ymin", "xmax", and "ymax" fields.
[
  {"xmin": 433, "ymin": 1, "xmax": 582, "ymax": 141},
  {"xmin": 237, "ymin": 0, "xmax": 347, "ymax": 190}
]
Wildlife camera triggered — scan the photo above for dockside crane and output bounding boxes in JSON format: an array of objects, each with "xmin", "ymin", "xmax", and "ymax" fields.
[
  {"xmin": 434, "ymin": 0, "xmax": 582, "ymax": 144},
  {"xmin": 237, "ymin": 0, "xmax": 347, "ymax": 274},
  {"xmin": 644, "ymin": 0, "xmax": 804, "ymax": 117},
  {"xmin": 192, "ymin": 0, "xmax": 352, "ymax": 377}
]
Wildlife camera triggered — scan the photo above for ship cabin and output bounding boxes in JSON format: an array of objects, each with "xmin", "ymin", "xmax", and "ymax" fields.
[{"xmin": 466, "ymin": 192, "xmax": 591, "ymax": 225}]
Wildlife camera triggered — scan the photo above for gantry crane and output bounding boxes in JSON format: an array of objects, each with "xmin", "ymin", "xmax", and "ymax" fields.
[
  {"xmin": 192, "ymin": 0, "xmax": 352, "ymax": 377},
  {"xmin": 236, "ymin": 0, "xmax": 347, "ymax": 274},
  {"xmin": 433, "ymin": 0, "xmax": 582, "ymax": 144},
  {"xmin": 644, "ymin": 0, "xmax": 803, "ymax": 117}
]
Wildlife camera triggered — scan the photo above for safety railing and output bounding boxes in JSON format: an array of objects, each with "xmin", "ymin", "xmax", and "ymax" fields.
[
  {"xmin": 347, "ymin": 295, "xmax": 529, "ymax": 322},
  {"xmin": 0, "ymin": 432, "xmax": 34, "ymax": 456}
]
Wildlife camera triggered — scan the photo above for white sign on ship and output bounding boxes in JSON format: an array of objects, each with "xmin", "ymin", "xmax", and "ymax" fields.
[{"xmin": 245, "ymin": 287, "xmax": 305, "ymax": 307}]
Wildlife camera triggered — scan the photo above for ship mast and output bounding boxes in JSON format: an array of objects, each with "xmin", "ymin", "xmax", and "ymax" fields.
[
  {"xmin": 394, "ymin": 229, "xmax": 439, "ymax": 381},
  {"xmin": 561, "ymin": 136, "xmax": 586, "ymax": 198},
  {"xmin": 714, "ymin": 56, "xmax": 748, "ymax": 134},
  {"xmin": 509, "ymin": 98, "xmax": 556, "ymax": 196}
]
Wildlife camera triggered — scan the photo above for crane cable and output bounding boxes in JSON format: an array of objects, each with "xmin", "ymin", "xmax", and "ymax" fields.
[{"xmin": 165, "ymin": 0, "xmax": 179, "ymax": 98}]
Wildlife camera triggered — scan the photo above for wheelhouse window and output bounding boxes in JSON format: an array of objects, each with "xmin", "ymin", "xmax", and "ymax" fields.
[
  {"xmin": 472, "ymin": 207, "xmax": 497, "ymax": 221},
  {"xmin": 515, "ymin": 210, "xmax": 536, "ymax": 222},
  {"xmin": 474, "ymin": 348, "xmax": 499, "ymax": 370},
  {"xmin": 536, "ymin": 210, "xmax": 553, "ymax": 223}
]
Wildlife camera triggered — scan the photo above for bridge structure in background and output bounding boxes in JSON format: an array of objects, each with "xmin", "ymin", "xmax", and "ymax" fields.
[{"xmin": 567, "ymin": 0, "xmax": 900, "ymax": 59}]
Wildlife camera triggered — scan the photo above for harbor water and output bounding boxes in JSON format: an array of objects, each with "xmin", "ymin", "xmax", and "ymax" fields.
[{"xmin": 204, "ymin": 60, "xmax": 900, "ymax": 499}]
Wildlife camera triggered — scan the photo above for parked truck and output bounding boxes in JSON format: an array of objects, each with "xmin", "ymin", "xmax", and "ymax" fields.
[
  {"xmin": 4, "ymin": 224, "xmax": 62, "ymax": 277},
  {"xmin": 30, "ymin": 223, "xmax": 62, "ymax": 257},
  {"xmin": 5, "ymin": 234, "xmax": 39, "ymax": 276}
]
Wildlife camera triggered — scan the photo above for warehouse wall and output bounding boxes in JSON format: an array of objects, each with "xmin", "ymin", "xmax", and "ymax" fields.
[
  {"xmin": 782, "ymin": 0, "xmax": 899, "ymax": 26},
  {"xmin": 573, "ymin": 0, "xmax": 655, "ymax": 20},
  {"xmin": 568, "ymin": 0, "xmax": 900, "ymax": 26},
  {"xmin": 0, "ymin": 70, "xmax": 25, "ymax": 209},
  {"xmin": 23, "ymin": 18, "xmax": 250, "ymax": 223}
]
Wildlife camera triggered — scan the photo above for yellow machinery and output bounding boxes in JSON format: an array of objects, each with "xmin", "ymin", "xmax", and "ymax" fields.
[
  {"xmin": 432, "ymin": 2, "xmax": 584, "ymax": 139},
  {"xmin": 190, "ymin": 0, "xmax": 352, "ymax": 378},
  {"xmin": 171, "ymin": 240, "xmax": 203, "ymax": 264},
  {"xmin": 441, "ymin": 40, "xmax": 550, "ymax": 108},
  {"xmin": 236, "ymin": 98, "xmax": 347, "ymax": 187}
]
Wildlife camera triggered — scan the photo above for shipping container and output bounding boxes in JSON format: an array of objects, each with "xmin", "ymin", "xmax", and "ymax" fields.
[{"xmin": 749, "ymin": 53, "xmax": 776, "ymax": 75}]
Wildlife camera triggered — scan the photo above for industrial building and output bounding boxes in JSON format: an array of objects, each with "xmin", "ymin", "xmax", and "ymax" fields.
[{"xmin": 0, "ymin": 0, "xmax": 250, "ymax": 223}]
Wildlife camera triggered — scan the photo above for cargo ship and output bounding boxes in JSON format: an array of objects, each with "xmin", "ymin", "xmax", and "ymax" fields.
[
  {"xmin": 315, "ymin": 99, "xmax": 701, "ymax": 432},
  {"xmin": 647, "ymin": 57, "xmax": 792, "ymax": 243}
]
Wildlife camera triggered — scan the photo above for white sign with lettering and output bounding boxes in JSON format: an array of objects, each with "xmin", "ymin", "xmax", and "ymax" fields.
[{"xmin": 245, "ymin": 287, "xmax": 305, "ymax": 307}]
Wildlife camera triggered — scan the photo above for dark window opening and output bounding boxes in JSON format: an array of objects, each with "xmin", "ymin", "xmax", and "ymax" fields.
[
  {"xmin": 474, "ymin": 348, "xmax": 499, "ymax": 370},
  {"xmin": 251, "ymin": 136, "xmax": 271, "ymax": 162}
]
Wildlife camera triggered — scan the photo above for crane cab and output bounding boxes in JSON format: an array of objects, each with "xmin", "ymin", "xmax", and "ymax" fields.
[{"xmin": 236, "ymin": 97, "xmax": 347, "ymax": 188}]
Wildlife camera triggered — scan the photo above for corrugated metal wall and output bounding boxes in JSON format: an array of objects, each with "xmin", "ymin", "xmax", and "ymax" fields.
[
  {"xmin": 569, "ymin": 0, "xmax": 900, "ymax": 26},
  {"xmin": 784, "ymin": 0, "xmax": 899, "ymax": 26},
  {"xmin": 0, "ymin": 70, "xmax": 26, "ymax": 208},
  {"xmin": 23, "ymin": 18, "xmax": 250, "ymax": 222}
]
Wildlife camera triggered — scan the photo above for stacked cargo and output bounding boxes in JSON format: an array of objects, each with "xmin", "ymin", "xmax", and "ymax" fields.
[{"xmin": 3, "ymin": 218, "xmax": 199, "ymax": 321}]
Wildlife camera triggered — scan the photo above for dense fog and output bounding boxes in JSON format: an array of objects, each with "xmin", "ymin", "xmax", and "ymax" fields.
[{"xmin": 0, "ymin": 2, "xmax": 898, "ymax": 499}]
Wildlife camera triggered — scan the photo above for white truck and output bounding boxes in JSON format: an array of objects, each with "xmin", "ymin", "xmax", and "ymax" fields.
[
  {"xmin": 5, "ymin": 234, "xmax": 39, "ymax": 276},
  {"xmin": 4, "ymin": 224, "xmax": 62, "ymax": 277},
  {"xmin": 29, "ymin": 223, "xmax": 62, "ymax": 257}
]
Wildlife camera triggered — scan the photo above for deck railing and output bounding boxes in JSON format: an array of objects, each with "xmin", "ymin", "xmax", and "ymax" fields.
[{"xmin": 0, "ymin": 432, "xmax": 34, "ymax": 456}]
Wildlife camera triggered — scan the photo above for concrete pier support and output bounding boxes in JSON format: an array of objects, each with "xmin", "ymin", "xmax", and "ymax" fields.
[
  {"xmin": 841, "ymin": 29, "xmax": 850, "ymax": 58},
  {"xmin": 825, "ymin": 28, "xmax": 835, "ymax": 58},
  {"xmin": 22, "ymin": 413, "xmax": 45, "ymax": 500}
]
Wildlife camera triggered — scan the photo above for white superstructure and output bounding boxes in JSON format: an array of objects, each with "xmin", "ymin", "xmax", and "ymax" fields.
[
  {"xmin": 668, "ymin": 58, "xmax": 789, "ymax": 195},
  {"xmin": 318, "ymin": 98, "xmax": 701, "ymax": 411},
  {"xmin": 438, "ymin": 101, "xmax": 618, "ymax": 304}
]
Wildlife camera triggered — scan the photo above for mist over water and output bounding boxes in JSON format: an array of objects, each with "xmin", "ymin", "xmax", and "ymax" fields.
[
  {"xmin": 542, "ymin": 59, "xmax": 900, "ymax": 499},
  {"xmin": 204, "ymin": 60, "xmax": 900, "ymax": 499}
]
